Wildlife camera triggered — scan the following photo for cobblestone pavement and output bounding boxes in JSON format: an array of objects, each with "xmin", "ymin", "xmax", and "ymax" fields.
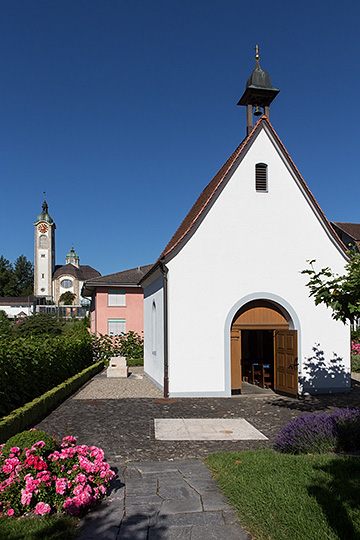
[
  {"xmin": 36, "ymin": 371, "xmax": 360, "ymax": 539},
  {"xmin": 78, "ymin": 460, "xmax": 250, "ymax": 540},
  {"xmin": 36, "ymin": 370, "xmax": 360, "ymax": 462}
]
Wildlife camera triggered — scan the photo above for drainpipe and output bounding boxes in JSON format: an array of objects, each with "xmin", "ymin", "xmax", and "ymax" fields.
[
  {"xmin": 94, "ymin": 292, "xmax": 97, "ymax": 336},
  {"xmin": 159, "ymin": 259, "xmax": 169, "ymax": 398}
]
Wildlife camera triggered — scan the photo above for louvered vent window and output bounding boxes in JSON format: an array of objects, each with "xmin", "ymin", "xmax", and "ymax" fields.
[{"xmin": 255, "ymin": 163, "xmax": 268, "ymax": 192}]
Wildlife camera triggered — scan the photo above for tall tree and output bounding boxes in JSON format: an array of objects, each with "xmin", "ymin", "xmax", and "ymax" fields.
[
  {"xmin": 13, "ymin": 255, "xmax": 34, "ymax": 296},
  {"xmin": 0, "ymin": 254, "xmax": 34, "ymax": 297},
  {"xmin": 0, "ymin": 256, "xmax": 17, "ymax": 296}
]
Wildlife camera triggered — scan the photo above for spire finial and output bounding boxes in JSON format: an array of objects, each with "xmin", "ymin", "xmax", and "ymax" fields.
[
  {"xmin": 42, "ymin": 192, "xmax": 48, "ymax": 214},
  {"xmin": 254, "ymin": 44, "xmax": 260, "ymax": 61}
]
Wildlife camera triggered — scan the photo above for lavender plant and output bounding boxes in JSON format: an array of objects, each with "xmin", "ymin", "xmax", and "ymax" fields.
[{"xmin": 276, "ymin": 408, "xmax": 360, "ymax": 454}]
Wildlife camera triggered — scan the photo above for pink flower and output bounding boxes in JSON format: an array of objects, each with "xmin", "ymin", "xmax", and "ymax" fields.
[
  {"xmin": 7, "ymin": 509, "xmax": 14, "ymax": 516},
  {"xmin": 75, "ymin": 473, "xmax": 87, "ymax": 484},
  {"xmin": 55, "ymin": 478, "xmax": 69, "ymax": 495},
  {"xmin": 21, "ymin": 489, "xmax": 32, "ymax": 505},
  {"xmin": 2, "ymin": 457, "xmax": 20, "ymax": 474},
  {"xmin": 34, "ymin": 502, "xmax": 51, "ymax": 515},
  {"xmin": 31, "ymin": 441, "xmax": 45, "ymax": 451},
  {"xmin": 61, "ymin": 436, "xmax": 77, "ymax": 448}
]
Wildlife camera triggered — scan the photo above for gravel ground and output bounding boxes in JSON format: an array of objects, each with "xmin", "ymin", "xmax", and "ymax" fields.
[
  {"xmin": 74, "ymin": 368, "xmax": 163, "ymax": 399},
  {"xmin": 36, "ymin": 370, "xmax": 360, "ymax": 463}
]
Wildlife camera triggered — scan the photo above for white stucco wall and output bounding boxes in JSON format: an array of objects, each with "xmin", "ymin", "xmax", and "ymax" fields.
[
  {"xmin": 158, "ymin": 126, "xmax": 349, "ymax": 396},
  {"xmin": 143, "ymin": 273, "xmax": 165, "ymax": 389}
]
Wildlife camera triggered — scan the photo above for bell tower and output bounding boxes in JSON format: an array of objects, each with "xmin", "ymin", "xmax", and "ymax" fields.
[
  {"xmin": 34, "ymin": 196, "xmax": 56, "ymax": 300},
  {"xmin": 238, "ymin": 46, "xmax": 280, "ymax": 135}
]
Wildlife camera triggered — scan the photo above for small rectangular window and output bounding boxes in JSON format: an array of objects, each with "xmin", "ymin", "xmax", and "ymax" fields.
[
  {"xmin": 41, "ymin": 254, "xmax": 46, "ymax": 258},
  {"xmin": 255, "ymin": 163, "xmax": 268, "ymax": 192},
  {"xmin": 108, "ymin": 319, "xmax": 126, "ymax": 335},
  {"xmin": 108, "ymin": 289, "xmax": 126, "ymax": 306}
]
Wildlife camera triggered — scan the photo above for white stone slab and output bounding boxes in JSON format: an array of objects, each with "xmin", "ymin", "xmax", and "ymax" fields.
[
  {"xmin": 154, "ymin": 418, "xmax": 268, "ymax": 441},
  {"xmin": 107, "ymin": 357, "xmax": 128, "ymax": 378}
]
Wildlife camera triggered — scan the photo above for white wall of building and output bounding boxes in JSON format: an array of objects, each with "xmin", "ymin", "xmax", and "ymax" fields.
[
  {"xmin": 146, "ymin": 126, "xmax": 349, "ymax": 397},
  {"xmin": 143, "ymin": 273, "xmax": 165, "ymax": 389}
]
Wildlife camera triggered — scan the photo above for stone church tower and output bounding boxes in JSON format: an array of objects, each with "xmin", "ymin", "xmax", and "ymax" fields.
[{"xmin": 33, "ymin": 198, "xmax": 56, "ymax": 300}]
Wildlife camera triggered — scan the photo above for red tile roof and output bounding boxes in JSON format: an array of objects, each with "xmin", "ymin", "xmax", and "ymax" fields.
[{"xmin": 142, "ymin": 116, "xmax": 347, "ymax": 282}]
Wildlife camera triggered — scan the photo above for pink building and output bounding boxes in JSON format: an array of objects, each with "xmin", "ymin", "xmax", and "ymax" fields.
[{"xmin": 82, "ymin": 265, "xmax": 152, "ymax": 336}]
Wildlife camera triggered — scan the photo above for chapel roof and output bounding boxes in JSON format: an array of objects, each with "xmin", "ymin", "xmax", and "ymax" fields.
[{"xmin": 141, "ymin": 116, "xmax": 347, "ymax": 283}]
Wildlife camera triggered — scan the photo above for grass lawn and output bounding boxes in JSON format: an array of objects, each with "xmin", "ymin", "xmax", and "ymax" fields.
[
  {"xmin": 0, "ymin": 514, "xmax": 79, "ymax": 540},
  {"xmin": 206, "ymin": 449, "xmax": 360, "ymax": 540}
]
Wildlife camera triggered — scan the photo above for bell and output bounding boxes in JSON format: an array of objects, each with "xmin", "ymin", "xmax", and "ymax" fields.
[{"xmin": 253, "ymin": 105, "xmax": 262, "ymax": 116}]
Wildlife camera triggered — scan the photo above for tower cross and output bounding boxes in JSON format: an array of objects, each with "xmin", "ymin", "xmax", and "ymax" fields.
[{"xmin": 254, "ymin": 44, "xmax": 260, "ymax": 60}]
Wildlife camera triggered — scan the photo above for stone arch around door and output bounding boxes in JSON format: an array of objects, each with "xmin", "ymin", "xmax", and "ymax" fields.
[{"xmin": 224, "ymin": 293, "xmax": 301, "ymax": 397}]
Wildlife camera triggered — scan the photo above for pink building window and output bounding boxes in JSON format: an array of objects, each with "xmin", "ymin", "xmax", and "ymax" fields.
[{"xmin": 108, "ymin": 289, "xmax": 126, "ymax": 307}]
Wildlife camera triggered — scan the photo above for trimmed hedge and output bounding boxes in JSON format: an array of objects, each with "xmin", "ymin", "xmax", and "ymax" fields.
[
  {"xmin": 0, "ymin": 333, "xmax": 94, "ymax": 417},
  {"xmin": 0, "ymin": 361, "xmax": 104, "ymax": 443}
]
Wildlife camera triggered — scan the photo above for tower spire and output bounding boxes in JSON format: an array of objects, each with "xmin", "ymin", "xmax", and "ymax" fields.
[
  {"xmin": 237, "ymin": 47, "xmax": 280, "ymax": 135},
  {"xmin": 42, "ymin": 192, "xmax": 48, "ymax": 214}
]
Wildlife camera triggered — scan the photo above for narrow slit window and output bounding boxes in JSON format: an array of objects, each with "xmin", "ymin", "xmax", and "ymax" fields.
[{"xmin": 255, "ymin": 163, "xmax": 268, "ymax": 192}]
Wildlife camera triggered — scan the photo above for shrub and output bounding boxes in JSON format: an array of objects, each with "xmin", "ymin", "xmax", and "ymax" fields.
[
  {"xmin": 0, "ymin": 332, "xmax": 94, "ymax": 417},
  {"xmin": 92, "ymin": 331, "xmax": 143, "ymax": 363},
  {"xmin": 352, "ymin": 355, "xmax": 360, "ymax": 372},
  {"xmin": 13, "ymin": 313, "xmax": 64, "ymax": 337},
  {"xmin": 2, "ymin": 430, "xmax": 57, "ymax": 459},
  {"xmin": 276, "ymin": 408, "xmax": 360, "ymax": 454},
  {"xmin": 0, "ymin": 432, "xmax": 115, "ymax": 518}
]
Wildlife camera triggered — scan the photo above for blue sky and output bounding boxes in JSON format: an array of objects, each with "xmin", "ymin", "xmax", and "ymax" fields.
[{"xmin": 1, "ymin": 0, "xmax": 360, "ymax": 276}]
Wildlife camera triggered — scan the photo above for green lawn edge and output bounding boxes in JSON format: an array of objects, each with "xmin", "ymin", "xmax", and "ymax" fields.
[
  {"xmin": 0, "ymin": 360, "xmax": 104, "ymax": 443},
  {"xmin": 205, "ymin": 449, "xmax": 360, "ymax": 540}
]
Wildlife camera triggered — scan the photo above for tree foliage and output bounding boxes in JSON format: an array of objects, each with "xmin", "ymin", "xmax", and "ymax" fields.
[
  {"xmin": 0, "ymin": 254, "xmax": 33, "ymax": 297},
  {"xmin": 302, "ymin": 250, "xmax": 360, "ymax": 325},
  {"xmin": 59, "ymin": 291, "xmax": 76, "ymax": 305},
  {"xmin": 13, "ymin": 312, "xmax": 64, "ymax": 337}
]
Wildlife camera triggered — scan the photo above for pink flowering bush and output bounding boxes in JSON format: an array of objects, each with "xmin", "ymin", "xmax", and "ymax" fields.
[
  {"xmin": 0, "ymin": 431, "xmax": 115, "ymax": 518},
  {"xmin": 351, "ymin": 340, "xmax": 360, "ymax": 356}
]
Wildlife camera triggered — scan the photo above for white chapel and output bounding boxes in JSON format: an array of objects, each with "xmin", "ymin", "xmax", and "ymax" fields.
[{"xmin": 141, "ymin": 51, "xmax": 350, "ymax": 398}]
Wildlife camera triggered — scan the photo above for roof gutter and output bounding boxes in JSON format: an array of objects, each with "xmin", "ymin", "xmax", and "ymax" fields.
[{"xmin": 159, "ymin": 258, "xmax": 169, "ymax": 398}]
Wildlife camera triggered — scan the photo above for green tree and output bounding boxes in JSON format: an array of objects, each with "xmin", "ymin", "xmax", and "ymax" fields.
[
  {"xmin": 302, "ymin": 250, "xmax": 360, "ymax": 325},
  {"xmin": 0, "ymin": 256, "xmax": 17, "ymax": 296},
  {"xmin": 59, "ymin": 291, "xmax": 76, "ymax": 305},
  {"xmin": 13, "ymin": 312, "xmax": 64, "ymax": 337},
  {"xmin": 0, "ymin": 310, "xmax": 11, "ymax": 336},
  {"xmin": 13, "ymin": 255, "xmax": 34, "ymax": 296},
  {"xmin": 0, "ymin": 254, "xmax": 33, "ymax": 297}
]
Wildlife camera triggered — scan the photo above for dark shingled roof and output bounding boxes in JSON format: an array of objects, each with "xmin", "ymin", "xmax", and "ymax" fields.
[
  {"xmin": 332, "ymin": 222, "xmax": 360, "ymax": 242},
  {"xmin": 82, "ymin": 264, "xmax": 153, "ymax": 296},
  {"xmin": 0, "ymin": 297, "xmax": 35, "ymax": 305},
  {"xmin": 53, "ymin": 264, "xmax": 101, "ymax": 281},
  {"xmin": 141, "ymin": 116, "xmax": 347, "ymax": 284}
]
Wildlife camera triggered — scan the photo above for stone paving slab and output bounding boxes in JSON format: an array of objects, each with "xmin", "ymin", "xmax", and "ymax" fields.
[
  {"xmin": 154, "ymin": 417, "xmax": 268, "ymax": 440},
  {"xmin": 78, "ymin": 459, "xmax": 251, "ymax": 540}
]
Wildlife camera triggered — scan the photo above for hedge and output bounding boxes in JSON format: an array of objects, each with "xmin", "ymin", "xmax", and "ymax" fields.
[
  {"xmin": 0, "ymin": 333, "xmax": 94, "ymax": 417},
  {"xmin": 0, "ymin": 360, "xmax": 104, "ymax": 443}
]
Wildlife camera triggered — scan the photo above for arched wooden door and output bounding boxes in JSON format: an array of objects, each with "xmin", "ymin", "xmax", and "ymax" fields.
[{"xmin": 231, "ymin": 301, "xmax": 298, "ymax": 395}]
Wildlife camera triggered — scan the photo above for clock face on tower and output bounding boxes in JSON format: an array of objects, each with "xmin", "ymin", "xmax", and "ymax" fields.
[{"xmin": 38, "ymin": 223, "xmax": 49, "ymax": 233}]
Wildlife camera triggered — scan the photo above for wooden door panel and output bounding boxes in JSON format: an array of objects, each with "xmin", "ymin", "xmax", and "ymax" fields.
[
  {"xmin": 231, "ymin": 331, "xmax": 242, "ymax": 391},
  {"xmin": 274, "ymin": 330, "xmax": 298, "ymax": 396}
]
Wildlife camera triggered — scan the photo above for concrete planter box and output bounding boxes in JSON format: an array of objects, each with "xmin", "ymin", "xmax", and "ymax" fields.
[{"xmin": 107, "ymin": 357, "xmax": 128, "ymax": 378}]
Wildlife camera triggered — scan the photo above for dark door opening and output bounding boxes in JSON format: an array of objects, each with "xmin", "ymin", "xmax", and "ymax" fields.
[{"xmin": 241, "ymin": 330, "xmax": 274, "ymax": 389}]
